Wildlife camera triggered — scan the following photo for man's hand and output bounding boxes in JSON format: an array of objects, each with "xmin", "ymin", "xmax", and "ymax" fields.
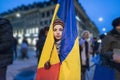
[{"xmin": 113, "ymin": 53, "xmax": 120, "ymax": 63}]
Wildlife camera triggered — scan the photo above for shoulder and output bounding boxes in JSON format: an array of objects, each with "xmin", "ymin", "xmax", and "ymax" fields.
[
  {"xmin": 79, "ymin": 38, "xmax": 85, "ymax": 45},
  {"xmin": 105, "ymin": 30, "xmax": 116, "ymax": 40},
  {"xmin": 0, "ymin": 18, "xmax": 10, "ymax": 25},
  {"xmin": 0, "ymin": 18, "xmax": 12, "ymax": 31}
]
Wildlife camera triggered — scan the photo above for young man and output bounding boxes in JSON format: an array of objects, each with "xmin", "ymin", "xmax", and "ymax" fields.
[{"xmin": 101, "ymin": 17, "xmax": 120, "ymax": 80}]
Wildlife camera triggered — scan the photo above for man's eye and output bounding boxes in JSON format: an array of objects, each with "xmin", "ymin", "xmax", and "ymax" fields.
[
  {"xmin": 53, "ymin": 29, "xmax": 57, "ymax": 31},
  {"xmin": 59, "ymin": 28, "xmax": 63, "ymax": 31}
]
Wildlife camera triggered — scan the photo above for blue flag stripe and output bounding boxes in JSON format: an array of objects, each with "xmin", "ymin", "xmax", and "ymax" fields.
[{"xmin": 57, "ymin": 0, "xmax": 78, "ymax": 62}]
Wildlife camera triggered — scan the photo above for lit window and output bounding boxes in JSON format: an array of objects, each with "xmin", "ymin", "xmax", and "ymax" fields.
[
  {"xmin": 26, "ymin": 29, "xmax": 29, "ymax": 34},
  {"xmin": 29, "ymin": 28, "xmax": 31, "ymax": 34},
  {"xmin": 36, "ymin": 27, "xmax": 39, "ymax": 33},
  {"xmin": 32, "ymin": 28, "xmax": 35, "ymax": 34},
  {"xmin": 27, "ymin": 38, "xmax": 31, "ymax": 44}
]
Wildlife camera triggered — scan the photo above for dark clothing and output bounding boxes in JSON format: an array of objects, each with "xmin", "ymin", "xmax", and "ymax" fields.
[
  {"xmin": 0, "ymin": 66, "xmax": 7, "ymax": 80},
  {"xmin": 13, "ymin": 38, "xmax": 18, "ymax": 59},
  {"xmin": 0, "ymin": 18, "xmax": 13, "ymax": 80},
  {"xmin": 36, "ymin": 35, "xmax": 46, "ymax": 63},
  {"xmin": 101, "ymin": 29, "xmax": 120, "ymax": 80},
  {"xmin": 92, "ymin": 41, "xmax": 99, "ymax": 54},
  {"xmin": 79, "ymin": 38, "xmax": 92, "ymax": 80},
  {"xmin": 84, "ymin": 41, "xmax": 89, "ymax": 70},
  {"xmin": 20, "ymin": 40, "xmax": 29, "ymax": 59},
  {"xmin": 21, "ymin": 48, "xmax": 28, "ymax": 59},
  {"xmin": 0, "ymin": 18, "xmax": 13, "ymax": 68}
]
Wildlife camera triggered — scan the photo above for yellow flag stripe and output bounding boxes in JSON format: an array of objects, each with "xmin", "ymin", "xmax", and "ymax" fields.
[
  {"xmin": 59, "ymin": 37, "xmax": 81, "ymax": 80},
  {"xmin": 38, "ymin": 4, "xmax": 60, "ymax": 68}
]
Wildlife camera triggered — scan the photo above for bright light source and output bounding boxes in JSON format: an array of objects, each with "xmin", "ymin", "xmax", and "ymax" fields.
[
  {"xmin": 16, "ymin": 13, "xmax": 21, "ymax": 18},
  {"xmin": 32, "ymin": 38, "xmax": 38, "ymax": 46},
  {"xmin": 76, "ymin": 16, "xmax": 81, "ymax": 22},
  {"xmin": 18, "ymin": 34, "xmax": 22, "ymax": 38},
  {"xmin": 102, "ymin": 28, "xmax": 106, "ymax": 31},
  {"xmin": 27, "ymin": 38, "xmax": 31, "ymax": 44},
  {"xmin": 33, "ymin": 34, "xmax": 38, "ymax": 37},
  {"xmin": 98, "ymin": 39, "xmax": 102, "ymax": 43},
  {"xmin": 13, "ymin": 33, "xmax": 17, "ymax": 37},
  {"xmin": 104, "ymin": 32, "xmax": 107, "ymax": 35},
  {"xmin": 98, "ymin": 17, "xmax": 103, "ymax": 22},
  {"xmin": 18, "ymin": 38, "xmax": 23, "ymax": 44},
  {"xmin": 25, "ymin": 33, "xmax": 30, "ymax": 37}
]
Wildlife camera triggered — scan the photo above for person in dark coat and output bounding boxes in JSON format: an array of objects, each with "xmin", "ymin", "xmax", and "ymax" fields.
[
  {"xmin": 13, "ymin": 37, "xmax": 18, "ymax": 59},
  {"xmin": 36, "ymin": 26, "xmax": 49, "ymax": 63},
  {"xmin": 0, "ymin": 18, "xmax": 14, "ymax": 80},
  {"xmin": 92, "ymin": 37, "xmax": 99, "ymax": 56},
  {"xmin": 20, "ymin": 38, "xmax": 29, "ymax": 59},
  {"xmin": 93, "ymin": 34, "xmax": 114, "ymax": 80},
  {"xmin": 36, "ymin": 28, "xmax": 44, "ymax": 58},
  {"xmin": 101, "ymin": 17, "xmax": 120, "ymax": 80}
]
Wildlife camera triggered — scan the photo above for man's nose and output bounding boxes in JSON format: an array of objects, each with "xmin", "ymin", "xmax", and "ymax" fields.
[{"xmin": 57, "ymin": 32, "xmax": 60, "ymax": 35}]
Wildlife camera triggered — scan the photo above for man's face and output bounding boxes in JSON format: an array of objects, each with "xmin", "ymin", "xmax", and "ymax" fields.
[
  {"xmin": 83, "ymin": 32, "xmax": 89, "ymax": 39},
  {"xmin": 116, "ymin": 25, "xmax": 120, "ymax": 32},
  {"xmin": 53, "ymin": 24, "xmax": 63, "ymax": 41}
]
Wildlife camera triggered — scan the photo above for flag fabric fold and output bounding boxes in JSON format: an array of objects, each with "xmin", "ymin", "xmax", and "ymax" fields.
[
  {"xmin": 36, "ymin": 0, "xmax": 81, "ymax": 80},
  {"xmin": 36, "ymin": 4, "xmax": 60, "ymax": 80}
]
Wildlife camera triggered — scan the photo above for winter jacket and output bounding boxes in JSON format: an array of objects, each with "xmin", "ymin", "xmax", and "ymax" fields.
[
  {"xmin": 101, "ymin": 29, "xmax": 120, "ymax": 80},
  {"xmin": 0, "ymin": 18, "xmax": 13, "ymax": 68}
]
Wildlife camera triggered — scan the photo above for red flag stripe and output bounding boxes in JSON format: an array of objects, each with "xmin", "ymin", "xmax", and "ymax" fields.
[{"xmin": 36, "ymin": 63, "xmax": 60, "ymax": 80}]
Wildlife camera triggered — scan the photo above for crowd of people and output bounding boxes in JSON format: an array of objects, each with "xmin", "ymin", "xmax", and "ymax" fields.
[{"xmin": 80, "ymin": 17, "xmax": 120, "ymax": 80}]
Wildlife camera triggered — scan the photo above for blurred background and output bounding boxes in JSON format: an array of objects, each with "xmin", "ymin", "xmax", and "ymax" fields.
[
  {"xmin": 1, "ymin": 0, "xmax": 120, "ymax": 46},
  {"xmin": 1, "ymin": 0, "xmax": 120, "ymax": 80},
  {"xmin": 0, "ymin": 0, "xmax": 100, "ymax": 46}
]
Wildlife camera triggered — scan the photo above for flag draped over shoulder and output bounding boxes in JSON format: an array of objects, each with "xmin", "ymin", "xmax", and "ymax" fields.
[
  {"xmin": 58, "ymin": 0, "xmax": 80, "ymax": 80},
  {"xmin": 36, "ymin": 0, "xmax": 80, "ymax": 80}
]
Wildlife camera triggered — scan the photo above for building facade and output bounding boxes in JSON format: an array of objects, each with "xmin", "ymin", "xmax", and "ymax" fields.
[{"xmin": 0, "ymin": 0, "xmax": 99, "ymax": 45}]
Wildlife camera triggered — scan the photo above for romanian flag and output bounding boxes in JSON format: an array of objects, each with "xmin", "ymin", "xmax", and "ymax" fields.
[{"xmin": 36, "ymin": 0, "xmax": 80, "ymax": 80}]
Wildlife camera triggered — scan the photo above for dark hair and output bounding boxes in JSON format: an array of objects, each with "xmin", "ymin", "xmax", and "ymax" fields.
[
  {"xmin": 44, "ymin": 26, "xmax": 49, "ymax": 32},
  {"xmin": 93, "ymin": 37, "xmax": 97, "ymax": 40},
  {"xmin": 38, "ymin": 27, "xmax": 49, "ymax": 38},
  {"xmin": 53, "ymin": 19, "xmax": 64, "ymax": 27},
  {"xmin": 99, "ymin": 34, "xmax": 105, "ymax": 39},
  {"xmin": 112, "ymin": 17, "xmax": 120, "ymax": 28}
]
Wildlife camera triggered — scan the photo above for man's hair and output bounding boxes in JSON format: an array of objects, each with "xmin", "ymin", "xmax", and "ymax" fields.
[
  {"xmin": 53, "ymin": 19, "xmax": 64, "ymax": 28},
  {"xmin": 112, "ymin": 17, "xmax": 120, "ymax": 28},
  {"xmin": 44, "ymin": 26, "xmax": 49, "ymax": 32}
]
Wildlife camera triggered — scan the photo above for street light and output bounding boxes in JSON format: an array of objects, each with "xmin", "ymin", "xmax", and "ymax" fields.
[
  {"xmin": 102, "ymin": 27, "xmax": 106, "ymax": 32},
  {"xmin": 104, "ymin": 32, "xmax": 107, "ymax": 35},
  {"xmin": 76, "ymin": 16, "xmax": 81, "ymax": 22},
  {"xmin": 98, "ymin": 17, "xmax": 103, "ymax": 22},
  {"xmin": 16, "ymin": 13, "xmax": 21, "ymax": 17}
]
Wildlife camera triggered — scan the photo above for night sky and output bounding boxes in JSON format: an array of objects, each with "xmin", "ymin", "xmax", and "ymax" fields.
[
  {"xmin": 79, "ymin": 0, "xmax": 120, "ymax": 34},
  {"xmin": 1, "ymin": 0, "xmax": 120, "ymax": 34}
]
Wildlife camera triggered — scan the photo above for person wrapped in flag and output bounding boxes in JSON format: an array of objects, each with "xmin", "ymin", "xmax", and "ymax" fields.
[
  {"xmin": 53, "ymin": 19, "xmax": 64, "ymax": 55},
  {"xmin": 36, "ymin": 0, "xmax": 80, "ymax": 80},
  {"xmin": 44, "ymin": 19, "xmax": 64, "ymax": 70}
]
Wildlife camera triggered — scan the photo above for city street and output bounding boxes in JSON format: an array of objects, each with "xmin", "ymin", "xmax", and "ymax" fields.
[{"xmin": 6, "ymin": 46, "xmax": 37, "ymax": 80}]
